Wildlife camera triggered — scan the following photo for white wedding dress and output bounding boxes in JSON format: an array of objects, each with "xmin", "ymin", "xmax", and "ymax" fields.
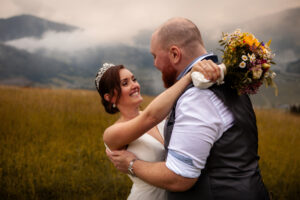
[{"xmin": 126, "ymin": 120, "xmax": 167, "ymax": 200}]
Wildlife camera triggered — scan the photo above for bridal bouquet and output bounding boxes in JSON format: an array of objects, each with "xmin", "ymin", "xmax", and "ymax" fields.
[{"xmin": 219, "ymin": 29, "xmax": 277, "ymax": 95}]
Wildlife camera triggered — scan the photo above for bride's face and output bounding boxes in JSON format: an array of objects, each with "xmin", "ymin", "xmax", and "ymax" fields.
[{"xmin": 117, "ymin": 68, "xmax": 143, "ymax": 108}]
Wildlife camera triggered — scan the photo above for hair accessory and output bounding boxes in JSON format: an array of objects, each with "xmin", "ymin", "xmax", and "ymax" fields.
[{"xmin": 95, "ymin": 63, "xmax": 115, "ymax": 90}]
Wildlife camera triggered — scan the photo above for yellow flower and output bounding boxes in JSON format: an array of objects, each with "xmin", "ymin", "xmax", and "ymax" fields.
[
  {"xmin": 262, "ymin": 63, "xmax": 271, "ymax": 69},
  {"xmin": 266, "ymin": 39, "xmax": 272, "ymax": 47}
]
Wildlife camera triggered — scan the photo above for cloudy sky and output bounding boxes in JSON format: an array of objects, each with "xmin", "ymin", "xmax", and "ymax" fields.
[{"xmin": 1, "ymin": 0, "xmax": 300, "ymax": 50}]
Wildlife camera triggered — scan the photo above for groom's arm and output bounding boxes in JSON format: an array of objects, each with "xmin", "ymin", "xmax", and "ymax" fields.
[
  {"xmin": 133, "ymin": 160, "xmax": 198, "ymax": 191},
  {"xmin": 107, "ymin": 88, "xmax": 234, "ymax": 191},
  {"xmin": 106, "ymin": 149, "xmax": 197, "ymax": 191}
]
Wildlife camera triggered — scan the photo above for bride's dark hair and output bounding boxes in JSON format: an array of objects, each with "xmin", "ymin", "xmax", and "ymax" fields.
[{"xmin": 96, "ymin": 65, "xmax": 125, "ymax": 114}]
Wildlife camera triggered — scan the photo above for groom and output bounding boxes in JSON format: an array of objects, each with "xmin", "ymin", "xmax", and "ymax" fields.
[{"xmin": 107, "ymin": 18, "xmax": 270, "ymax": 200}]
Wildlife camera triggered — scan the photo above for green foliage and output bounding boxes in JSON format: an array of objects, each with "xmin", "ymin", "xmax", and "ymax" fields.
[{"xmin": 0, "ymin": 86, "xmax": 299, "ymax": 199}]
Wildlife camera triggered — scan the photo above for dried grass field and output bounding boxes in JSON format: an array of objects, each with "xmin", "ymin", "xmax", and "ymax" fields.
[{"xmin": 0, "ymin": 85, "xmax": 299, "ymax": 200}]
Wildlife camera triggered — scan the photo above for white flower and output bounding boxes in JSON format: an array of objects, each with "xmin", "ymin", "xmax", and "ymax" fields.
[
  {"xmin": 242, "ymin": 55, "xmax": 248, "ymax": 61},
  {"xmin": 271, "ymin": 72, "xmax": 276, "ymax": 79},
  {"xmin": 271, "ymin": 53, "xmax": 276, "ymax": 59},
  {"xmin": 263, "ymin": 50, "xmax": 272, "ymax": 59},
  {"xmin": 239, "ymin": 61, "xmax": 246, "ymax": 68},
  {"xmin": 248, "ymin": 53, "xmax": 256, "ymax": 63},
  {"xmin": 234, "ymin": 29, "xmax": 241, "ymax": 35},
  {"xmin": 252, "ymin": 66, "xmax": 263, "ymax": 79}
]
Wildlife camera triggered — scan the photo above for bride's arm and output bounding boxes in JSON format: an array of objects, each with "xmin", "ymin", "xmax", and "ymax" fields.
[
  {"xmin": 104, "ymin": 72, "xmax": 192, "ymax": 150},
  {"xmin": 104, "ymin": 60, "xmax": 222, "ymax": 150}
]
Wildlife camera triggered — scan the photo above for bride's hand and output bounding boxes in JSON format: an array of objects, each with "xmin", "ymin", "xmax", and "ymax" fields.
[{"xmin": 191, "ymin": 60, "xmax": 221, "ymax": 82}]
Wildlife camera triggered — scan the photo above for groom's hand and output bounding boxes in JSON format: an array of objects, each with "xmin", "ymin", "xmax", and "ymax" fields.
[
  {"xmin": 192, "ymin": 60, "xmax": 221, "ymax": 82},
  {"xmin": 106, "ymin": 149, "xmax": 137, "ymax": 174}
]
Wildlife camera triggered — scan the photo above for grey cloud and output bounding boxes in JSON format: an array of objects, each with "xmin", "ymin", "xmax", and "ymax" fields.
[{"xmin": 1, "ymin": 0, "xmax": 300, "ymax": 45}]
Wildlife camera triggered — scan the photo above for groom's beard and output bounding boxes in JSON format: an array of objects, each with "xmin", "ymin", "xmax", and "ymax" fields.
[{"xmin": 162, "ymin": 65, "xmax": 177, "ymax": 88}]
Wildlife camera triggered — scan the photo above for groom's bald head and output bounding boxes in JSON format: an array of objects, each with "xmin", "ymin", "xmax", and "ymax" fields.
[
  {"xmin": 150, "ymin": 18, "xmax": 207, "ymax": 88},
  {"xmin": 153, "ymin": 17, "xmax": 205, "ymax": 55}
]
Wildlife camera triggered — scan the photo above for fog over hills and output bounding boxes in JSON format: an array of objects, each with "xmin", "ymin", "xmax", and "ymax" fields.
[
  {"xmin": 0, "ymin": 14, "xmax": 78, "ymax": 41},
  {"xmin": 0, "ymin": 15, "xmax": 163, "ymax": 94},
  {"xmin": 0, "ymin": 9, "xmax": 299, "ymax": 107}
]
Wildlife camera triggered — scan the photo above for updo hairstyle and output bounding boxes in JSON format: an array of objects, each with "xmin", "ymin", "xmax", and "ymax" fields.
[{"xmin": 96, "ymin": 65, "xmax": 125, "ymax": 114}]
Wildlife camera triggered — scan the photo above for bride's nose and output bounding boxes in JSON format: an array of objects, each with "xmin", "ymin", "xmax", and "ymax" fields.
[{"xmin": 131, "ymin": 80, "xmax": 139, "ymax": 89}]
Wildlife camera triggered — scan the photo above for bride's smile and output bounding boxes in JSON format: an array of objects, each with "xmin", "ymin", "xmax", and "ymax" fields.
[{"xmin": 117, "ymin": 68, "xmax": 143, "ymax": 108}]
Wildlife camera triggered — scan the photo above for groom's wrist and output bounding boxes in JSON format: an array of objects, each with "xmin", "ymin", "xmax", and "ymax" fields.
[{"xmin": 128, "ymin": 158, "xmax": 138, "ymax": 177}]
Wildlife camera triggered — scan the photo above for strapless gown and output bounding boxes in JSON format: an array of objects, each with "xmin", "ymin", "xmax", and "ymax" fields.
[{"xmin": 126, "ymin": 121, "xmax": 166, "ymax": 200}]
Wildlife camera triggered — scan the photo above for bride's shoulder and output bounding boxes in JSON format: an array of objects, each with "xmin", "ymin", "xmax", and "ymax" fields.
[
  {"xmin": 103, "ymin": 124, "xmax": 122, "ymax": 151},
  {"xmin": 103, "ymin": 122, "xmax": 119, "ymax": 144},
  {"xmin": 103, "ymin": 118, "xmax": 127, "ymax": 145}
]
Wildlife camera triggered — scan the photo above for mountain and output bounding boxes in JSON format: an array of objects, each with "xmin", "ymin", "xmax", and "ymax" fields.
[
  {"xmin": 0, "ymin": 14, "xmax": 78, "ymax": 41},
  {"xmin": 0, "ymin": 42, "xmax": 162, "ymax": 92},
  {"xmin": 42, "ymin": 44, "xmax": 163, "ymax": 94},
  {"xmin": 0, "ymin": 43, "xmax": 74, "ymax": 87},
  {"xmin": 0, "ymin": 10, "xmax": 299, "ymax": 106},
  {"xmin": 0, "ymin": 14, "xmax": 163, "ymax": 94},
  {"xmin": 0, "ymin": 15, "xmax": 83, "ymax": 89}
]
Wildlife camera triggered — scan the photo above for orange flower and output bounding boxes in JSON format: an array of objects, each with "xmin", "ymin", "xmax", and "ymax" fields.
[{"xmin": 244, "ymin": 34, "xmax": 260, "ymax": 47}]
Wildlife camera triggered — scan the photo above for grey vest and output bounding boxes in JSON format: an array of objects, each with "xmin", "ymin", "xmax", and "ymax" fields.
[{"xmin": 164, "ymin": 57, "xmax": 270, "ymax": 200}]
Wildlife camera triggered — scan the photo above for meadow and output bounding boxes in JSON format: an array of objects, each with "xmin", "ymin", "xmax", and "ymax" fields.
[{"xmin": 0, "ymin": 85, "xmax": 299, "ymax": 200}]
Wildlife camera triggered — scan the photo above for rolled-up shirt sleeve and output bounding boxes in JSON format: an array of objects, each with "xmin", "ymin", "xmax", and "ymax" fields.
[{"xmin": 165, "ymin": 88, "xmax": 234, "ymax": 178}]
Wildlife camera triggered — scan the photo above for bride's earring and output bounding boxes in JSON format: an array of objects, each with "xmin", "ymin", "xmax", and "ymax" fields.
[{"xmin": 112, "ymin": 103, "xmax": 116, "ymax": 108}]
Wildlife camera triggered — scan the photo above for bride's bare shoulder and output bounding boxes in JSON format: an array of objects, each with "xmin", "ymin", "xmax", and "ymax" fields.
[{"xmin": 103, "ymin": 120, "xmax": 124, "ymax": 144}]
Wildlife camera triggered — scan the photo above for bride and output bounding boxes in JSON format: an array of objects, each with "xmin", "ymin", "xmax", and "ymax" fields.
[{"xmin": 95, "ymin": 62, "xmax": 221, "ymax": 200}]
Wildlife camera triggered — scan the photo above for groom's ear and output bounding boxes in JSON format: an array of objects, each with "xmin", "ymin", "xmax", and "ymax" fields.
[{"xmin": 168, "ymin": 45, "xmax": 181, "ymax": 64}]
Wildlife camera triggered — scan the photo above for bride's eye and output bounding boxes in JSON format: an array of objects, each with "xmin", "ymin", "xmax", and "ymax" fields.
[
  {"xmin": 121, "ymin": 80, "xmax": 128, "ymax": 86},
  {"xmin": 132, "ymin": 77, "xmax": 137, "ymax": 82}
]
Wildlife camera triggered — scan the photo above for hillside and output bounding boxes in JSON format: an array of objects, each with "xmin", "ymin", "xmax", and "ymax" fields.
[
  {"xmin": 0, "ymin": 14, "xmax": 78, "ymax": 41},
  {"xmin": 0, "ymin": 9, "xmax": 299, "ymax": 106},
  {"xmin": 0, "ymin": 42, "xmax": 162, "ymax": 92},
  {"xmin": 0, "ymin": 43, "xmax": 75, "ymax": 87}
]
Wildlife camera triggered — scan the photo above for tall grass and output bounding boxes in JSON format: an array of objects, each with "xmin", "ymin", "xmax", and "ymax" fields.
[
  {"xmin": 256, "ymin": 109, "xmax": 300, "ymax": 199},
  {"xmin": 0, "ymin": 85, "xmax": 299, "ymax": 199}
]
